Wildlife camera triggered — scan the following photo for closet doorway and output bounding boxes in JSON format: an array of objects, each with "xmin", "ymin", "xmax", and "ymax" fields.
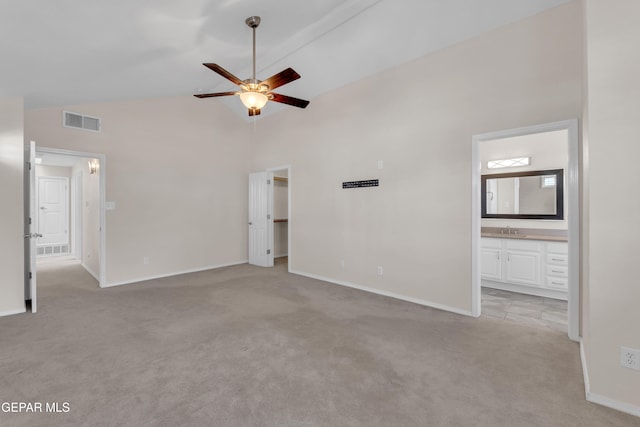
[
  {"xmin": 270, "ymin": 167, "xmax": 289, "ymax": 269},
  {"xmin": 248, "ymin": 165, "xmax": 291, "ymax": 270}
]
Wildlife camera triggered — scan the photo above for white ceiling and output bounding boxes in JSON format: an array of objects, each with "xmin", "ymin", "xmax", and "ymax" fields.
[{"xmin": 1, "ymin": 0, "xmax": 570, "ymax": 117}]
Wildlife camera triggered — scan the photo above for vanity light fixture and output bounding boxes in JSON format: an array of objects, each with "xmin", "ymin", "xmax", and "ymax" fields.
[
  {"xmin": 88, "ymin": 159, "xmax": 99, "ymax": 175},
  {"xmin": 487, "ymin": 157, "xmax": 530, "ymax": 169}
]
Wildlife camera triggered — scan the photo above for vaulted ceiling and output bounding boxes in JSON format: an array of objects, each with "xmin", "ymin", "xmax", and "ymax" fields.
[{"xmin": 1, "ymin": 0, "xmax": 570, "ymax": 117}]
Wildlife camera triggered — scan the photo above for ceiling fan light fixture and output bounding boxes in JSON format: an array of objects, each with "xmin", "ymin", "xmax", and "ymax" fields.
[
  {"xmin": 239, "ymin": 91, "xmax": 268, "ymax": 109},
  {"xmin": 194, "ymin": 16, "xmax": 309, "ymax": 115}
]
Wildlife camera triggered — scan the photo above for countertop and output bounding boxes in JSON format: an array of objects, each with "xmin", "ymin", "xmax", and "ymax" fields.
[{"xmin": 481, "ymin": 227, "xmax": 568, "ymax": 242}]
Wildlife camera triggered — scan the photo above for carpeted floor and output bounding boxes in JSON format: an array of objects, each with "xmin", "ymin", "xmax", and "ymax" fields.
[{"xmin": 1, "ymin": 259, "xmax": 638, "ymax": 427}]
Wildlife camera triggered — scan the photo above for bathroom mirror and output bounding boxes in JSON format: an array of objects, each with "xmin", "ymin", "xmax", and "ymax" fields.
[{"xmin": 481, "ymin": 169, "xmax": 564, "ymax": 220}]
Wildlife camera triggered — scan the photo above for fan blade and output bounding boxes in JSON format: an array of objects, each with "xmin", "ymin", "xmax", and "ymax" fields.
[
  {"xmin": 194, "ymin": 91, "xmax": 236, "ymax": 99},
  {"xmin": 271, "ymin": 93, "xmax": 310, "ymax": 109},
  {"xmin": 203, "ymin": 63, "xmax": 244, "ymax": 86},
  {"xmin": 248, "ymin": 108, "xmax": 261, "ymax": 117},
  {"xmin": 262, "ymin": 68, "xmax": 300, "ymax": 91}
]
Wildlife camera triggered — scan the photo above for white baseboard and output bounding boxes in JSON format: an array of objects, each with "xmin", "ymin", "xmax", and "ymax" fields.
[
  {"xmin": 0, "ymin": 307, "xmax": 27, "ymax": 317},
  {"xmin": 102, "ymin": 260, "xmax": 248, "ymax": 288},
  {"xmin": 290, "ymin": 269, "xmax": 474, "ymax": 317},
  {"xmin": 580, "ymin": 339, "xmax": 640, "ymax": 418},
  {"xmin": 81, "ymin": 262, "xmax": 100, "ymax": 282}
]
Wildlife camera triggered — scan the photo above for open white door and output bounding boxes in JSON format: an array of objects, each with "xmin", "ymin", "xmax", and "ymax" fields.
[
  {"xmin": 248, "ymin": 171, "xmax": 274, "ymax": 267},
  {"xmin": 23, "ymin": 141, "xmax": 38, "ymax": 312}
]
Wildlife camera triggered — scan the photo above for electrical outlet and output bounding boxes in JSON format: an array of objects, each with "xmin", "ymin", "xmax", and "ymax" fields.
[
  {"xmin": 621, "ymin": 346, "xmax": 640, "ymax": 370},
  {"xmin": 143, "ymin": 256, "xmax": 150, "ymax": 265},
  {"xmin": 377, "ymin": 266, "xmax": 383, "ymax": 276},
  {"xmin": 340, "ymin": 260, "xmax": 345, "ymax": 268}
]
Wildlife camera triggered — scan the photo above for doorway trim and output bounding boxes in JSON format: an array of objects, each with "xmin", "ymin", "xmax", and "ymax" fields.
[
  {"xmin": 471, "ymin": 119, "xmax": 579, "ymax": 341},
  {"xmin": 35, "ymin": 146, "xmax": 107, "ymax": 286},
  {"xmin": 267, "ymin": 165, "xmax": 291, "ymax": 273}
]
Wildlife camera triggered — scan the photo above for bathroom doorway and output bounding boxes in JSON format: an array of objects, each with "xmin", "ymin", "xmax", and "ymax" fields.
[{"xmin": 471, "ymin": 120, "xmax": 579, "ymax": 341}]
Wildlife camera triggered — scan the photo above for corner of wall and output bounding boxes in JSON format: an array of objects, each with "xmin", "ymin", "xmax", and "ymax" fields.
[{"xmin": 0, "ymin": 97, "xmax": 26, "ymax": 316}]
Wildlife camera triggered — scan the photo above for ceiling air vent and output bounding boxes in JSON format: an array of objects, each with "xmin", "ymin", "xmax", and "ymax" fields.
[{"xmin": 63, "ymin": 111, "xmax": 101, "ymax": 132}]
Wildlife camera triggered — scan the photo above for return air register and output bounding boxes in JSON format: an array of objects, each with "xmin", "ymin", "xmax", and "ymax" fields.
[{"xmin": 63, "ymin": 111, "xmax": 101, "ymax": 132}]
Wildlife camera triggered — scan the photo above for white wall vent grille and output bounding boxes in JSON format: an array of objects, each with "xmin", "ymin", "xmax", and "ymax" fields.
[
  {"xmin": 63, "ymin": 111, "xmax": 101, "ymax": 132},
  {"xmin": 37, "ymin": 244, "xmax": 70, "ymax": 257}
]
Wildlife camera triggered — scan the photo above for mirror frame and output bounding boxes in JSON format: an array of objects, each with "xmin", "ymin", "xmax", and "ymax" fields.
[{"xmin": 481, "ymin": 169, "xmax": 564, "ymax": 220}]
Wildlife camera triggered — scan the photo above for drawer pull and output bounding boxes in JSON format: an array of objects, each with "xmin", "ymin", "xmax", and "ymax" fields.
[
  {"xmin": 551, "ymin": 281, "xmax": 564, "ymax": 286},
  {"xmin": 551, "ymin": 269, "xmax": 564, "ymax": 273},
  {"xmin": 551, "ymin": 258, "xmax": 564, "ymax": 262}
]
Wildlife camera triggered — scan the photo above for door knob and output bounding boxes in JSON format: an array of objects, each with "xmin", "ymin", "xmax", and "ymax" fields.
[
  {"xmin": 248, "ymin": 222, "xmax": 253, "ymax": 225},
  {"xmin": 40, "ymin": 206, "xmax": 46, "ymax": 210}
]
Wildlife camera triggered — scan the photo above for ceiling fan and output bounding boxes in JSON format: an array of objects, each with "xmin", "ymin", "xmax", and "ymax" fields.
[{"xmin": 194, "ymin": 16, "xmax": 310, "ymax": 116}]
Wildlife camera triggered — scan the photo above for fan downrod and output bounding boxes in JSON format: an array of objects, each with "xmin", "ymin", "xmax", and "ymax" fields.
[{"xmin": 245, "ymin": 16, "xmax": 261, "ymax": 29}]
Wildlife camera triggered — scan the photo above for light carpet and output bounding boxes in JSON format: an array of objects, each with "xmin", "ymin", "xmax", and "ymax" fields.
[{"xmin": 0, "ymin": 259, "xmax": 638, "ymax": 426}]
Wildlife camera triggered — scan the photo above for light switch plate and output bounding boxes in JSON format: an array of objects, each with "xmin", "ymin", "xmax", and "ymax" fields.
[{"xmin": 105, "ymin": 201, "xmax": 116, "ymax": 210}]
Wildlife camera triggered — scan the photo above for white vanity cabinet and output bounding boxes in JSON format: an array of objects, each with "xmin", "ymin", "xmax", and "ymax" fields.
[
  {"xmin": 479, "ymin": 238, "xmax": 502, "ymax": 281},
  {"xmin": 504, "ymin": 239, "xmax": 542, "ymax": 287},
  {"xmin": 544, "ymin": 242, "xmax": 569, "ymax": 291},
  {"xmin": 481, "ymin": 237, "xmax": 568, "ymax": 300}
]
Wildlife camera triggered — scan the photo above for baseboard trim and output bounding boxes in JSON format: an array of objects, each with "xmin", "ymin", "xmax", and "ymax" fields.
[
  {"xmin": 102, "ymin": 260, "xmax": 248, "ymax": 288},
  {"xmin": 290, "ymin": 269, "xmax": 473, "ymax": 317},
  {"xmin": 81, "ymin": 262, "xmax": 100, "ymax": 282},
  {"xmin": 0, "ymin": 307, "xmax": 27, "ymax": 317},
  {"xmin": 587, "ymin": 392, "xmax": 640, "ymax": 418},
  {"xmin": 580, "ymin": 339, "xmax": 640, "ymax": 418},
  {"xmin": 580, "ymin": 339, "xmax": 591, "ymax": 398}
]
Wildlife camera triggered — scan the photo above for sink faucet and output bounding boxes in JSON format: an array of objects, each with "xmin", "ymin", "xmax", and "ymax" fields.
[{"xmin": 501, "ymin": 226, "xmax": 517, "ymax": 235}]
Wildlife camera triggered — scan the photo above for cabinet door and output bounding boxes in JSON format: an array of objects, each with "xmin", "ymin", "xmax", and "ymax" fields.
[
  {"xmin": 506, "ymin": 251, "xmax": 541, "ymax": 286},
  {"xmin": 480, "ymin": 248, "xmax": 502, "ymax": 281}
]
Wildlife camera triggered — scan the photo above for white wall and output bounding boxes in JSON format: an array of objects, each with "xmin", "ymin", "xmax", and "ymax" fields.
[
  {"xmin": 25, "ymin": 96, "xmax": 251, "ymax": 286},
  {"xmin": 250, "ymin": 1, "xmax": 583, "ymax": 313},
  {"xmin": 0, "ymin": 97, "xmax": 25, "ymax": 315},
  {"xmin": 36, "ymin": 164, "xmax": 71, "ymax": 178},
  {"xmin": 584, "ymin": 0, "xmax": 640, "ymax": 411},
  {"xmin": 70, "ymin": 158, "xmax": 100, "ymax": 277},
  {"xmin": 480, "ymin": 129, "xmax": 568, "ymax": 230}
]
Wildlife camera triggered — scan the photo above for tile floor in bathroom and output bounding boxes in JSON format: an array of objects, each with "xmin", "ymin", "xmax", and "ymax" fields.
[{"xmin": 481, "ymin": 287, "xmax": 567, "ymax": 333}]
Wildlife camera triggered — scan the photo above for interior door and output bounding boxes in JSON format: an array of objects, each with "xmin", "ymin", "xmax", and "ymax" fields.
[
  {"xmin": 37, "ymin": 176, "xmax": 69, "ymax": 246},
  {"xmin": 248, "ymin": 171, "xmax": 274, "ymax": 267},
  {"xmin": 23, "ymin": 141, "xmax": 38, "ymax": 312}
]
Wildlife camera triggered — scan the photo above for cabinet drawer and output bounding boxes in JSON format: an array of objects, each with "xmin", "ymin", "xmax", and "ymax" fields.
[
  {"xmin": 547, "ymin": 242, "xmax": 568, "ymax": 254},
  {"xmin": 505, "ymin": 239, "xmax": 542, "ymax": 252},
  {"xmin": 481, "ymin": 238, "xmax": 502, "ymax": 249},
  {"xmin": 546, "ymin": 276, "xmax": 568, "ymax": 290},
  {"xmin": 546, "ymin": 265, "xmax": 568, "ymax": 277},
  {"xmin": 546, "ymin": 253, "xmax": 568, "ymax": 266}
]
